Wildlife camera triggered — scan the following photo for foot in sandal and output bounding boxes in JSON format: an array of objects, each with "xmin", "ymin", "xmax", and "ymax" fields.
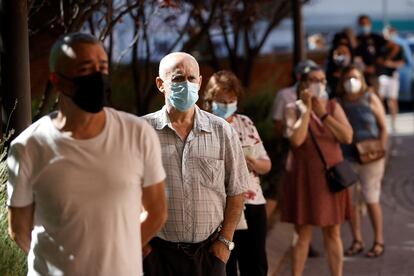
[
  {"xmin": 366, "ymin": 242, "xmax": 385, "ymax": 258},
  {"xmin": 345, "ymin": 240, "xmax": 364, "ymax": 256}
]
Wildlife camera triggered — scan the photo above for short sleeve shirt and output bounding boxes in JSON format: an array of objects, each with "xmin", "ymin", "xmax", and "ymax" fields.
[
  {"xmin": 356, "ymin": 33, "xmax": 388, "ymax": 67},
  {"xmin": 7, "ymin": 107, "xmax": 165, "ymax": 276},
  {"xmin": 230, "ymin": 114, "xmax": 269, "ymax": 205},
  {"xmin": 143, "ymin": 105, "xmax": 249, "ymax": 243}
]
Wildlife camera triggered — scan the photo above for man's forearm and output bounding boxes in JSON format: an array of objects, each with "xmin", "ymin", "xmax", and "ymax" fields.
[
  {"xmin": 8, "ymin": 204, "xmax": 34, "ymax": 254},
  {"xmin": 219, "ymin": 194, "xmax": 244, "ymax": 240},
  {"xmin": 9, "ymin": 230, "xmax": 31, "ymax": 254},
  {"xmin": 141, "ymin": 211, "xmax": 167, "ymax": 246},
  {"xmin": 141, "ymin": 182, "xmax": 167, "ymax": 247}
]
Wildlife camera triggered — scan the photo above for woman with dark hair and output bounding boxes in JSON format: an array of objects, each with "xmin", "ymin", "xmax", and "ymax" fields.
[
  {"xmin": 202, "ymin": 70, "xmax": 271, "ymax": 276},
  {"xmin": 336, "ymin": 65, "xmax": 387, "ymax": 258},
  {"xmin": 281, "ymin": 66, "xmax": 353, "ymax": 276},
  {"xmin": 326, "ymin": 43, "xmax": 354, "ymax": 97}
]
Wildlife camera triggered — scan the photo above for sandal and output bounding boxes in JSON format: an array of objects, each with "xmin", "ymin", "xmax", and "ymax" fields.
[
  {"xmin": 366, "ymin": 242, "xmax": 385, "ymax": 258},
  {"xmin": 345, "ymin": 240, "xmax": 364, "ymax": 256}
]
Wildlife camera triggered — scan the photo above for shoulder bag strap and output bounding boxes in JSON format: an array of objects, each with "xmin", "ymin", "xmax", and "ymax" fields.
[{"xmin": 308, "ymin": 127, "xmax": 329, "ymax": 170}]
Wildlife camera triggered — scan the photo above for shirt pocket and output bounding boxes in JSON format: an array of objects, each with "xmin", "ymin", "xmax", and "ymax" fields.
[{"xmin": 198, "ymin": 157, "xmax": 225, "ymax": 193}]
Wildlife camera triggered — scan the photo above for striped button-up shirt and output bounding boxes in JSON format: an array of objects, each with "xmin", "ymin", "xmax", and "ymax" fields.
[{"xmin": 143, "ymin": 105, "xmax": 249, "ymax": 243}]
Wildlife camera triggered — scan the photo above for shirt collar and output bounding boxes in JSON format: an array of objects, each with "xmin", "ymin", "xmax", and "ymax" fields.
[
  {"xmin": 154, "ymin": 105, "xmax": 170, "ymax": 130},
  {"xmin": 154, "ymin": 105, "xmax": 212, "ymax": 133},
  {"xmin": 194, "ymin": 105, "xmax": 212, "ymax": 133}
]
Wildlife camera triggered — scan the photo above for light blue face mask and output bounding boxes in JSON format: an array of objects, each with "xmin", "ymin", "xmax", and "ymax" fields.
[
  {"xmin": 167, "ymin": 81, "xmax": 199, "ymax": 112},
  {"xmin": 212, "ymin": 101, "xmax": 238, "ymax": 119},
  {"xmin": 359, "ymin": 25, "xmax": 371, "ymax": 35}
]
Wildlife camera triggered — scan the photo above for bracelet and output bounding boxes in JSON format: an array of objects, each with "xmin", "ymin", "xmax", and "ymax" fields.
[{"xmin": 320, "ymin": 113, "xmax": 329, "ymax": 122}]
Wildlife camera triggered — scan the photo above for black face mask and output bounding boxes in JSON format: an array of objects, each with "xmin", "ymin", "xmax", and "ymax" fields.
[{"xmin": 63, "ymin": 72, "xmax": 111, "ymax": 113}]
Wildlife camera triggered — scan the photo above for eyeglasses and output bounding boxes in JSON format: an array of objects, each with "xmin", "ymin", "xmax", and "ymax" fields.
[{"xmin": 309, "ymin": 78, "xmax": 327, "ymax": 85}]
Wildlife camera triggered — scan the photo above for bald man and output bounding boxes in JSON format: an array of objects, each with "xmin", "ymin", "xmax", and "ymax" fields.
[
  {"xmin": 143, "ymin": 52, "xmax": 249, "ymax": 276},
  {"xmin": 7, "ymin": 33, "xmax": 167, "ymax": 275}
]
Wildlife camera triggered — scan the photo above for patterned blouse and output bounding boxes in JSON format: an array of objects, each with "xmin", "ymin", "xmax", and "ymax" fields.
[{"xmin": 230, "ymin": 114, "xmax": 270, "ymax": 205}]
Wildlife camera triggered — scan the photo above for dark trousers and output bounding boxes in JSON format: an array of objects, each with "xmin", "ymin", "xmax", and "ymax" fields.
[
  {"xmin": 226, "ymin": 204, "xmax": 268, "ymax": 276},
  {"xmin": 143, "ymin": 236, "xmax": 226, "ymax": 276}
]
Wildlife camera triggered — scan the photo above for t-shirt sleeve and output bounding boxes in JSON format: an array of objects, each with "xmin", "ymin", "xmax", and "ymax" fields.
[
  {"xmin": 272, "ymin": 91, "xmax": 286, "ymax": 121},
  {"xmin": 141, "ymin": 122, "xmax": 166, "ymax": 188},
  {"xmin": 7, "ymin": 143, "xmax": 34, "ymax": 207},
  {"xmin": 224, "ymin": 126, "xmax": 249, "ymax": 196}
]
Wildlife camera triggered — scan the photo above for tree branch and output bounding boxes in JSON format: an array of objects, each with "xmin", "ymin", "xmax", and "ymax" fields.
[
  {"xmin": 253, "ymin": 0, "xmax": 291, "ymax": 55},
  {"xmin": 99, "ymin": 1, "xmax": 142, "ymax": 40},
  {"xmin": 166, "ymin": 6, "xmax": 195, "ymax": 53}
]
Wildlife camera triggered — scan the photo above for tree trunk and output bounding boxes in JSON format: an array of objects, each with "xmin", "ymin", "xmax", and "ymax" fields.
[
  {"xmin": 292, "ymin": 0, "xmax": 306, "ymax": 65},
  {"xmin": 1, "ymin": 0, "xmax": 32, "ymax": 138}
]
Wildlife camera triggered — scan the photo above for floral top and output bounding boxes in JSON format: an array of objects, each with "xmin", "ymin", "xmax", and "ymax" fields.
[{"xmin": 230, "ymin": 114, "xmax": 270, "ymax": 205}]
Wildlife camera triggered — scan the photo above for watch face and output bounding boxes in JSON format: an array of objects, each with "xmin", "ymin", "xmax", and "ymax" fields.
[{"xmin": 229, "ymin": 242, "xmax": 235, "ymax": 251}]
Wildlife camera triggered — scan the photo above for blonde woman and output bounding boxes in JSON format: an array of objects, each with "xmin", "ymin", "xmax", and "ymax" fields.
[
  {"xmin": 336, "ymin": 65, "xmax": 387, "ymax": 258},
  {"xmin": 202, "ymin": 70, "xmax": 271, "ymax": 276}
]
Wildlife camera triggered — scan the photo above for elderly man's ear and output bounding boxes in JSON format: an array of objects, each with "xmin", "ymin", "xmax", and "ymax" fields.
[{"xmin": 156, "ymin": 77, "xmax": 165, "ymax": 93}]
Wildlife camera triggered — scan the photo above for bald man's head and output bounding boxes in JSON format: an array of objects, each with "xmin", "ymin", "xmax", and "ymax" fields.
[
  {"xmin": 155, "ymin": 52, "xmax": 202, "ymax": 106},
  {"xmin": 158, "ymin": 52, "xmax": 199, "ymax": 81}
]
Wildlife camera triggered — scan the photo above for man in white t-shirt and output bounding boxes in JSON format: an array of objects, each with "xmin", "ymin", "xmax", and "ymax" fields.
[{"xmin": 7, "ymin": 33, "xmax": 167, "ymax": 276}]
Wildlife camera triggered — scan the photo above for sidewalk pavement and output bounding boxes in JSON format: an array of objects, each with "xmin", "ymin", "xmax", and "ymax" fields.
[{"xmin": 266, "ymin": 113, "xmax": 414, "ymax": 276}]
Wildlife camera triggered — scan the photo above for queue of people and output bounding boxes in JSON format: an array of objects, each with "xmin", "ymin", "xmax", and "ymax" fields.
[
  {"xmin": 269, "ymin": 14, "xmax": 392, "ymax": 276},
  {"xmin": 5, "ymin": 13, "xmax": 398, "ymax": 276}
]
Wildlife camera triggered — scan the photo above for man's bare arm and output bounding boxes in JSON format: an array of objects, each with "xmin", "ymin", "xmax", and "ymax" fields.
[
  {"xmin": 8, "ymin": 203, "xmax": 35, "ymax": 254},
  {"xmin": 219, "ymin": 194, "xmax": 244, "ymax": 241},
  {"xmin": 141, "ymin": 181, "xmax": 167, "ymax": 247},
  {"xmin": 209, "ymin": 193, "xmax": 244, "ymax": 263}
]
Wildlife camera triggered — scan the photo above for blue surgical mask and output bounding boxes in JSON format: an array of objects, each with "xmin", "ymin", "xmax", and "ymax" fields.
[
  {"xmin": 359, "ymin": 25, "xmax": 371, "ymax": 35},
  {"xmin": 212, "ymin": 101, "xmax": 238, "ymax": 119},
  {"xmin": 167, "ymin": 81, "xmax": 199, "ymax": 112}
]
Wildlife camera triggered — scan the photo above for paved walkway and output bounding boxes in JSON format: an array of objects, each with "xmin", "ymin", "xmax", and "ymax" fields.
[{"xmin": 266, "ymin": 113, "xmax": 414, "ymax": 276}]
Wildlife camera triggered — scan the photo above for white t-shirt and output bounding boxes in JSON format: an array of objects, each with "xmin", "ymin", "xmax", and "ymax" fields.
[
  {"xmin": 272, "ymin": 85, "xmax": 297, "ymax": 121},
  {"xmin": 7, "ymin": 107, "xmax": 166, "ymax": 276},
  {"xmin": 230, "ymin": 114, "xmax": 270, "ymax": 205}
]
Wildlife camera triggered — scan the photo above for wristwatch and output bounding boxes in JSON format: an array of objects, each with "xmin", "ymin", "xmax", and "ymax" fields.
[{"xmin": 217, "ymin": 235, "xmax": 235, "ymax": 251}]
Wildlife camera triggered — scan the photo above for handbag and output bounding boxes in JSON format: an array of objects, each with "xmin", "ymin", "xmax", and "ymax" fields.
[
  {"xmin": 355, "ymin": 139, "xmax": 385, "ymax": 164},
  {"xmin": 309, "ymin": 127, "xmax": 358, "ymax": 193}
]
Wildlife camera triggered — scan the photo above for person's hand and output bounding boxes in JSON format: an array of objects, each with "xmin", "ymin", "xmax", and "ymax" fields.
[
  {"xmin": 245, "ymin": 155, "xmax": 257, "ymax": 172},
  {"xmin": 244, "ymin": 189, "xmax": 256, "ymax": 200},
  {"xmin": 300, "ymin": 88, "xmax": 312, "ymax": 109},
  {"xmin": 311, "ymin": 97, "xmax": 327, "ymax": 118},
  {"xmin": 210, "ymin": 240, "xmax": 231, "ymax": 264},
  {"xmin": 142, "ymin": 244, "xmax": 152, "ymax": 258}
]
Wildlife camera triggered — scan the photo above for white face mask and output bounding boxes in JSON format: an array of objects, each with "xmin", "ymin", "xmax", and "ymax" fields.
[
  {"xmin": 309, "ymin": 82, "xmax": 328, "ymax": 100},
  {"xmin": 343, "ymin": 78, "xmax": 362, "ymax": 94}
]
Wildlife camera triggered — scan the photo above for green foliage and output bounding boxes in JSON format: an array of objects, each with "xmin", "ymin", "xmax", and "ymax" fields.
[
  {"xmin": 0, "ymin": 133, "xmax": 27, "ymax": 276},
  {"xmin": 241, "ymin": 88, "xmax": 276, "ymax": 142}
]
